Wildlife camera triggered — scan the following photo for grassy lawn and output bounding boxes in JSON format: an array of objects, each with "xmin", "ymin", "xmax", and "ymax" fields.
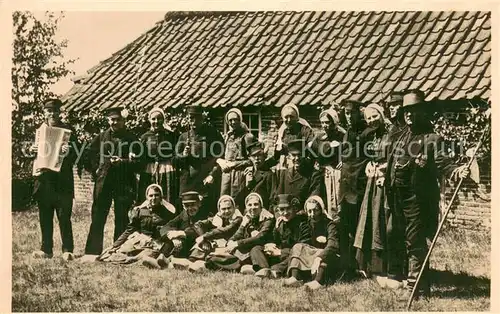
[{"xmin": 12, "ymin": 206, "xmax": 490, "ymax": 312}]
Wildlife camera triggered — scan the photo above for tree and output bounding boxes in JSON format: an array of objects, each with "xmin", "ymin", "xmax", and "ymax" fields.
[{"xmin": 12, "ymin": 11, "xmax": 75, "ymax": 181}]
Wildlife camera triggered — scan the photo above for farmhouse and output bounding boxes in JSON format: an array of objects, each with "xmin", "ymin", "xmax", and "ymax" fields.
[{"xmin": 61, "ymin": 11, "xmax": 491, "ymax": 230}]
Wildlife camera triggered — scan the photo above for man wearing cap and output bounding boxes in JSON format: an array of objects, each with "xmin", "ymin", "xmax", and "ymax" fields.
[
  {"xmin": 270, "ymin": 138, "xmax": 324, "ymax": 209},
  {"xmin": 82, "ymin": 107, "xmax": 139, "ymax": 261},
  {"xmin": 30, "ymin": 98, "xmax": 81, "ymax": 261},
  {"xmin": 253, "ymin": 194, "xmax": 311, "ymax": 279},
  {"xmin": 175, "ymin": 105, "xmax": 224, "ymax": 215},
  {"xmin": 234, "ymin": 140, "xmax": 274, "ymax": 210},
  {"xmin": 386, "ymin": 91, "xmax": 406, "ymax": 141},
  {"xmin": 159, "ymin": 191, "xmax": 210, "ymax": 262},
  {"xmin": 386, "ymin": 89, "xmax": 471, "ymax": 298}
]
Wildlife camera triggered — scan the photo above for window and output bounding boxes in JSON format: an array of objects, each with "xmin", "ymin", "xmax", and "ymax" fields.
[{"xmin": 224, "ymin": 112, "xmax": 262, "ymax": 140}]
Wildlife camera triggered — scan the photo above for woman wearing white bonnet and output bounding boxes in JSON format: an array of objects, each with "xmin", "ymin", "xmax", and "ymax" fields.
[
  {"xmin": 205, "ymin": 108, "xmax": 255, "ymax": 199},
  {"xmin": 273, "ymin": 104, "xmax": 315, "ymax": 169},
  {"xmin": 308, "ymin": 107, "xmax": 346, "ymax": 217},
  {"xmin": 137, "ymin": 107, "xmax": 179, "ymax": 204},
  {"xmin": 354, "ymin": 102, "xmax": 401, "ymax": 288}
]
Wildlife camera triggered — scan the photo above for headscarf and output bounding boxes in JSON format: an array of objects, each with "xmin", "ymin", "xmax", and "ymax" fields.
[
  {"xmin": 364, "ymin": 103, "xmax": 392, "ymax": 127},
  {"xmin": 148, "ymin": 107, "xmax": 173, "ymax": 132},
  {"xmin": 225, "ymin": 108, "xmax": 250, "ymax": 135},
  {"xmin": 319, "ymin": 108, "xmax": 347, "ymax": 136},
  {"xmin": 304, "ymin": 195, "xmax": 332, "ymax": 220},
  {"xmin": 137, "ymin": 184, "xmax": 176, "ymax": 215},
  {"xmin": 244, "ymin": 192, "xmax": 273, "ymax": 222},
  {"xmin": 212, "ymin": 195, "xmax": 243, "ymax": 227},
  {"xmin": 276, "ymin": 104, "xmax": 312, "ymax": 148}
]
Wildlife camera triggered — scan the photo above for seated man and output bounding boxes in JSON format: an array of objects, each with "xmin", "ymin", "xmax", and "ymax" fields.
[
  {"xmin": 187, "ymin": 195, "xmax": 243, "ymax": 272},
  {"xmin": 158, "ymin": 191, "xmax": 209, "ymax": 266},
  {"xmin": 252, "ymin": 194, "xmax": 311, "ymax": 279},
  {"xmin": 205, "ymin": 192, "xmax": 275, "ymax": 274},
  {"xmin": 284, "ymin": 196, "xmax": 343, "ymax": 290}
]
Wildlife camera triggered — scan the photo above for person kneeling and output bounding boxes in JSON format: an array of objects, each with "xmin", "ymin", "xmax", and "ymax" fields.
[
  {"xmin": 187, "ymin": 195, "xmax": 243, "ymax": 272},
  {"xmin": 97, "ymin": 184, "xmax": 176, "ymax": 268},
  {"xmin": 284, "ymin": 196, "xmax": 343, "ymax": 290},
  {"xmin": 253, "ymin": 194, "xmax": 310, "ymax": 279}
]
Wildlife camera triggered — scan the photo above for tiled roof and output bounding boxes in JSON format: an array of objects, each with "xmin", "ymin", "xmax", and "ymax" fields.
[{"xmin": 62, "ymin": 11, "xmax": 491, "ymax": 111}]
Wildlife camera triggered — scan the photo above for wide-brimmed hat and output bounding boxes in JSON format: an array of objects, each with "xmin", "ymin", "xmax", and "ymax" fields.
[
  {"xmin": 401, "ymin": 89, "xmax": 428, "ymax": 111},
  {"xmin": 246, "ymin": 140, "xmax": 265, "ymax": 156},
  {"xmin": 104, "ymin": 107, "xmax": 125, "ymax": 118},
  {"xmin": 387, "ymin": 91, "xmax": 404, "ymax": 106},
  {"xmin": 341, "ymin": 99, "xmax": 364, "ymax": 110}
]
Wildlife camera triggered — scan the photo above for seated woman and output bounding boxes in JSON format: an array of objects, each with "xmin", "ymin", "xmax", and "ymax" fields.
[
  {"xmin": 252, "ymin": 194, "xmax": 310, "ymax": 279},
  {"xmin": 205, "ymin": 192, "xmax": 275, "ymax": 274},
  {"xmin": 158, "ymin": 191, "xmax": 209, "ymax": 267},
  {"xmin": 186, "ymin": 195, "xmax": 243, "ymax": 272},
  {"xmin": 284, "ymin": 196, "xmax": 342, "ymax": 290},
  {"xmin": 97, "ymin": 184, "xmax": 176, "ymax": 268}
]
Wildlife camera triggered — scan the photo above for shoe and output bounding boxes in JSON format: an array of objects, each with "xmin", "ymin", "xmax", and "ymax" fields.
[
  {"xmin": 142, "ymin": 256, "xmax": 161, "ymax": 269},
  {"xmin": 171, "ymin": 258, "xmax": 191, "ymax": 270},
  {"xmin": 240, "ymin": 265, "xmax": 256, "ymax": 275},
  {"xmin": 79, "ymin": 254, "xmax": 99, "ymax": 263},
  {"xmin": 62, "ymin": 252, "xmax": 74, "ymax": 261},
  {"xmin": 188, "ymin": 260, "xmax": 207, "ymax": 273},
  {"xmin": 283, "ymin": 276, "xmax": 303, "ymax": 287},
  {"xmin": 269, "ymin": 270, "xmax": 279, "ymax": 279},
  {"xmin": 157, "ymin": 254, "xmax": 170, "ymax": 269},
  {"xmin": 32, "ymin": 250, "xmax": 53, "ymax": 259},
  {"xmin": 374, "ymin": 275, "xmax": 388, "ymax": 288},
  {"xmin": 255, "ymin": 268, "xmax": 271, "ymax": 278},
  {"xmin": 304, "ymin": 280, "xmax": 323, "ymax": 291}
]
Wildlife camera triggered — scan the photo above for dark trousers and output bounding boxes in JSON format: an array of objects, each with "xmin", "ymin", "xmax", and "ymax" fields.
[
  {"xmin": 393, "ymin": 186, "xmax": 429, "ymax": 290},
  {"xmin": 339, "ymin": 201, "xmax": 360, "ymax": 272},
  {"xmin": 386, "ymin": 190, "xmax": 408, "ymax": 281},
  {"xmin": 85, "ymin": 179, "xmax": 134, "ymax": 255},
  {"xmin": 249, "ymin": 245, "xmax": 291, "ymax": 276},
  {"xmin": 37, "ymin": 194, "xmax": 74, "ymax": 254}
]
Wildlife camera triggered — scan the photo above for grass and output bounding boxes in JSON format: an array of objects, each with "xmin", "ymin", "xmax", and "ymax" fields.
[{"xmin": 12, "ymin": 205, "xmax": 490, "ymax": 312}]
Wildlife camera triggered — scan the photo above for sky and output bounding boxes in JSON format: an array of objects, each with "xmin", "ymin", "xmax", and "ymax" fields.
[{"xmin": 50, "ymin": 11, "xmax": 166, "ymax": 95}]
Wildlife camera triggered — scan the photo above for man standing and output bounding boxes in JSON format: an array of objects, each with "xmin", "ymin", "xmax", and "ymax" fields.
[
  {"xmin": 386, "ymin": 90, "xmax": 470, "ymax": 298},
  {"xmin": 31, "ymin": 99, "xmax": 80, "ymax": 261},
  {"xmin": 175, "ymin": 105, "xmax": 224, "ymax": 215},
  {"xmin": 81, "ymin": 107, "xmax": 139, "ymax": 261}
]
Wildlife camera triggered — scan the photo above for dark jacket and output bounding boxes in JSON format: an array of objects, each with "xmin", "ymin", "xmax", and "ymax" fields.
[
  {"xmin": 159, "ymin": 209, "xmax": 209, "ymax": 244},
  {"xmin": 386, "ymin": 127, "xmax": 457, "ymax": 238},
  {"xmin": 233, "ymin": 165, "xmax": 274, "ymax": 210},
  {"xmin": 308, "ymin": 214, "xmax": 341, "ymax": 262},
  {"xmin": 271, "ymin": 161, "xmax": 325, "ymax": 208},
  {"xmin": 194, "ymin": 214, "xmax": 243, "ymax": 241},
  {"xmin": 230, "ymin": 209, "xmax": 275, "ymax": 250},
  {"xmin": 86, "ymin": 127, "xmax": 139, "ymax": 196},
  {"xmin": 175, "ymin": 124, "xmax": 224, "ymax": 195},
  {"xmin": 112, "ymin": 204, "xmax": 177, "ymax": 248},
  {"xmin": 273, "ymin": 214, "xmax": 311, "ymax": 249},
  {"xmin": 139, "ymin": 128, "xmax": 179, "ymax": 165},
  {"xmin": 32, "ymin": 122, "xmax": 81, "ymax": 199}
]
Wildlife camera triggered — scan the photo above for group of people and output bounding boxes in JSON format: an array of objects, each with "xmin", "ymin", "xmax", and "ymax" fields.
[{"xmin": 30, "ymin": 89, "xmax": 472, "ymax": 298}]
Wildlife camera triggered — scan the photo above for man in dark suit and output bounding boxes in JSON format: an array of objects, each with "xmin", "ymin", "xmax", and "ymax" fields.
[
  {"xmin": 81, "ymin": 107, "xmax": 139, "ymax": 261},
  {"xmin": 175, "ymin": 105, "xmax": 224, "ymax": 215},
  {"xmin": 31, "ymin": 99, "xmax": 81, "ymax": 261},
  {"xmin": 386, "ymin": 90, "xmax": 471, "ymax": 298}
]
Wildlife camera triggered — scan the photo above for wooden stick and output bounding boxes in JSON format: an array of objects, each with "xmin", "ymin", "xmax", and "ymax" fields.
[{"xmin": 406, "ymin": 122, "xmax": 490, "ymax": 310}]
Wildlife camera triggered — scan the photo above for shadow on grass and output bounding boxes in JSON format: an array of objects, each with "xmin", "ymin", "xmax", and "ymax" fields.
[{"xmin": 429, "ymin": 269, "xmax": 490, "ymax": 299}]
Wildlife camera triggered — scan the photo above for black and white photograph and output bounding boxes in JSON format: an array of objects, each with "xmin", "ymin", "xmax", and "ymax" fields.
[{"xmin": 8, "ymin": 9, "xmax": 491, "ymax": 312}]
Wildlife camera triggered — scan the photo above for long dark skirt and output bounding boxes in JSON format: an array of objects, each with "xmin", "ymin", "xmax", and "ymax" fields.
[{"xmin": 354, "ymin": 175, "xmax": 387, "ymax": 276}]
